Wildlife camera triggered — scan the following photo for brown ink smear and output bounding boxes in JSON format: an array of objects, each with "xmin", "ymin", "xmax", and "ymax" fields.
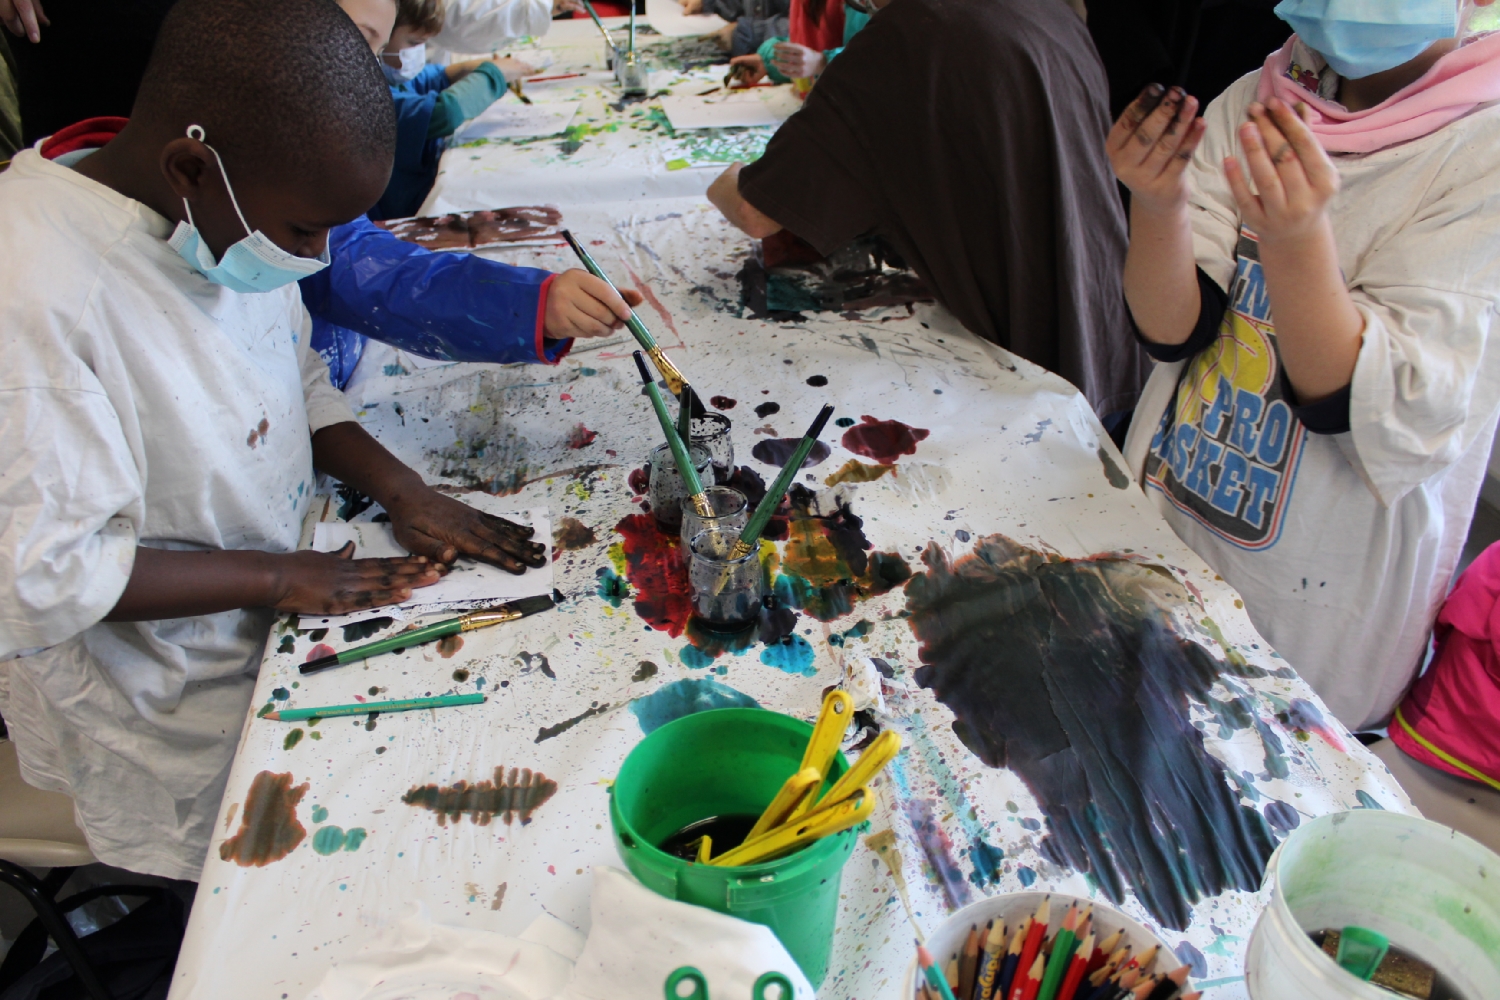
[
  {"xmin": 553, "ymin": 516, "xmax": 598, "ymax": 556},
  {"xmin": 491, "ymin": 882, "xmax": 508, "ymax": 911},
  {"xmin": 246, "ymin": 417, "xmax": 270, "ymax": 449},
  {"xmin": 219, "ymin": 770, "xmax": 309, "ymax": 866},
  {"xmin": 824, "ymin": 458, "xmax": 895, "ymax": 486},
  {"xmin": 841, "ymin": 415, "xmax": 930, "ymax": 464},
  {"xmin": 378, "ymin": 206, "xmax": 564, "ymax": 251},
  {"xmin": 402, "ymin": 766, "xmax": 559, "ymax": 826},
  {"xmin": 437, "ymin": 634, "xmax": 464, "ymax": 658}
]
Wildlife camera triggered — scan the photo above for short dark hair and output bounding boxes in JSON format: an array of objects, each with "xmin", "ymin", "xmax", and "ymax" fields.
[
  {"xmin": 395, "ymin": 0, "xmax": 446, "ymax": 35},
  {"xmin": 133, "ymin": 0, "xmax": 396, "ymax": 178}
]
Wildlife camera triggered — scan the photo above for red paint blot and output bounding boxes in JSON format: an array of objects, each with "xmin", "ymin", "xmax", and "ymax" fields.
[
  {"xmin": 559, "ymin": 393, "xmax": 574, "ymax": 402},
  {"xmin": 606, "ymin": 448, "xmax": 618, "ymax": 457},
  {"xmin": 628, "ymin": 466, "xmax": 650, "ymax": 494},
  {"xmin": 613, "ymin": 512, "xmax": 692, "ymax": 637},
  {"xmin": 566, "ymin": 424, "xmax": 598, "ymax": 449},
  {"xmin": 305, "ymin": 643, "xmax": 336, "ymax": 662},
  {"xmin": 841, "ymin": 415, "xmax": 930, "ymax": 464},
  {"xmin": 710, "ymin": 395, "xmax": 737, "ymax": 410},
  {"xmin": 548, "ymin": 865, "xmax": 557, "ymax": 874}
]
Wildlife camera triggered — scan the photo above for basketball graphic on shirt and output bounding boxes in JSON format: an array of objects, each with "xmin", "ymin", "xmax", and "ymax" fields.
[{"xmin": 1144, "ymin": 229, "xmax": 1307, "ymax": 551}]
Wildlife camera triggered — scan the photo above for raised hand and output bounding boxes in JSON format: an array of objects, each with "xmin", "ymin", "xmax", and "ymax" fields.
[
  {"xmin": 1224, "ymin": 98, "xmax": 1339, "ymax": 247},
  {"xmin": 0, "ymin": 0, "xmax": 47, "ymax": 42},
  {"xmin": 1107, "ymin": 84, "xmax": 1206, "ymax": 214}
]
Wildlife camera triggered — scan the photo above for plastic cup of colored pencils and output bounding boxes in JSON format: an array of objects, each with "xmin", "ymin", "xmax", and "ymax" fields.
[{"xmin": 687, "ymin": 526, "xmax": 764, "ymax": 631}]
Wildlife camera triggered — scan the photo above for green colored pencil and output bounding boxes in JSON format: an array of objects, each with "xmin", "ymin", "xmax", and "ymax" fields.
[
  {"xmin": 562, "ymin": 230, "xmax": 686, "ymax": 396},
  {"xmin": 299, "ymin": 595, "xmax": 553, "ymax": 675},
  {"xmin": 1034, "ymin": 904, "xmax": 1079, "ymax": 1000},
  {"xmin": 264, "ymin": 692, "xmax": 485, "ymax": 722},
  {"xmin": 635, "ymin": 351, "xmax": 712, "ymax": 517},
  {"xmin": 728, "ymin": 404, "xmax": 834, "ymax": 559}
]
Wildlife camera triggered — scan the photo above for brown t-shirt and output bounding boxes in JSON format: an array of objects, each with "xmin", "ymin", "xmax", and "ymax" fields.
[{"xmin": 738, "ymin": 0, "xmax": 1147, "ymax": 415}]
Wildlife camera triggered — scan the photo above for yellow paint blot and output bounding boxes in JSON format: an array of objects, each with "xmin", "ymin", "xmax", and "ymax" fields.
[
  {"xmin": 608, "ymin": 541, "xmax": 627, "ymax": 577},
  {"xmin": 824, "ymin": 458, "xmax": 895, "ymax": 486}
]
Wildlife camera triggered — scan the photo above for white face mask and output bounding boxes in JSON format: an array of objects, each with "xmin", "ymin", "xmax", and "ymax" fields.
[{"xmin": 393, "ymin": 43, "xmax": 427, "ymax": 79}]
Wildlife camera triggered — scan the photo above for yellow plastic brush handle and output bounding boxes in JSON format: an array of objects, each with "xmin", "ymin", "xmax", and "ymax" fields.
[
  {"xmin": 694, "ymin": 834, "xmax": 712, "ymax": 864},
  {"xmin": 711, "ymin": 789, "xmax": 873, "ymax": 868},
  {"xmin": 786, "ymin": 689, "xmax": 853, "ymax": 821},
  {"xmin": 745, "ymin": 767, "xmax": 822, "ymax": 842},
  {"xmin": 817, "ymin": 729, "xmax": 901, "ymax": 811}
]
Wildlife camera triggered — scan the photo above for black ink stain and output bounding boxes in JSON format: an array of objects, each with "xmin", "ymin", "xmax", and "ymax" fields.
[
  {"xmin": 536, "ymin": 701, "xmax": 608, "ymax": 742},
  {"xmin": 806, "ymin": 375, "xmax": 828, "ymax": 387},
  {"xmin": 1098, "ymin": 446, "xmax": 1131, "ymax": 490},
  {"xmin": 519, "ymin": 651, "xmax": 554, "ymax": 678},
  {"xmin": 754, "ymin": 402, "xmax": 781, "ymax": 418},
  {"xmin": 632, "ymin": 660, "xmax": 659, "ymax": 682},
  {"xmin": 751, "ymin": 438, "xmax": 832, "ymax": 469},
  {"xmin": 453, "ymin": 668, "xmax": 471, "ymax": 682},
  {"xmin": 402, "ymin": 766, "xmax": 559, "ymax": 826},
  {"xmin": 343, "ymin": 617, "xmax": 393, "ymax": 643},
  {"xmin": 906, "ymin": 534, "xmax": 1277, "ymax": 930},
  {"xmin": 219, "ymin": 770, "xmax": 309, "ymax": 866},
  {"xmin": 710, "ymin": 395, "xmax": 737, "ymax": 410},
  {"xmin": 277, "ymin": 635, "xmax": 295, "ymax": 654}
]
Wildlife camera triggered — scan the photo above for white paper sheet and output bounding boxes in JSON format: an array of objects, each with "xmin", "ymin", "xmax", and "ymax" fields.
[
  {"xmin": 644, "ymin": 0, "xmax": 729, "ymax": 37},
  {"xmin": 454, "ymin": 100, "xmax": 582, "ymax": 142},
  {"xmin": 657, "ymin": 88, "xmax": 796, "ymax": 130},
  {"xmin": 304, "ymin": 508, "xmax": 553, "ymax": 628}
]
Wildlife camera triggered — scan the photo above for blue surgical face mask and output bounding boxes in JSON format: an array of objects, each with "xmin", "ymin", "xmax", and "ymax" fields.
[
  {"xmin": 167, "ymin": 125, "xmax": 329, "ymax": 294},
  {"xmin": 1275, "ymin": 0, "xmax": 1458, "ymax": 79}
]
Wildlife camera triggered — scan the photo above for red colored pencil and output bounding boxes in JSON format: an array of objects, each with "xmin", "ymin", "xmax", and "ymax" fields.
[
  {"xmin": 1016, "ymin": 954, "xmax": 1046, "ymax": 1000},
  {"xmin": 1086, "ymin": 930, "xmax": 1124, "ymax": 978},
  {"xmin": 1057, "ymin": 933, "xmax": 1093, "ymax": 1000},
  {"xmin": 524, "ymin": 72, "xmax": 587, "ymax": 82},
  {"xmin": 1008, "ymin": 898, "xmax": 1050, "ymax": 1000}
]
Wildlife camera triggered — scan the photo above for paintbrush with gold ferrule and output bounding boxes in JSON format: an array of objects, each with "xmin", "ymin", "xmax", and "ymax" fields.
[
  {"xmin": 300, "ymin": 594, "xmax": 554, "ymax": 675},
  {"xmin": 563, "ymin": 229, "xmax": 687, "ymax": 396},
  {"xmin": 634, "ymin": 351, "xmax": 714, "ymax": 518}
]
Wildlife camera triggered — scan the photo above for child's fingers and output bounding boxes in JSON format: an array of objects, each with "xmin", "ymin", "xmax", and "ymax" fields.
[
  {"xmin": 1237, "ymin": 119, "xmax": 1287, "ymax": 214},
  {"xmin": 1140, "ymin": 91, "xmax": 1198, "ymax": 177},
  {"xmin": 620, "ymin": 288, "xmax": 644, "ymax": 308},
  {"xmin": 397, "ymin": 527, "xmax": 458, "ymax": 565},
  {"xmin": 1268, "ymin": 97, "xmax": 1335, "ymax": 193},
  {"xmin": 479, "ymin": 511, "xmax": 535, "ymax": 538},
  {"xmin": 1222, "ymin": 156, "xmax": 1264, "ymax": 225},
  {"xmin": 1248, "ymin": 102, "xmax": 1311, "ymax": 200},
  {"xmin": 1107, "ymin": 83, "xmax": 1167, "ymax": 154}
]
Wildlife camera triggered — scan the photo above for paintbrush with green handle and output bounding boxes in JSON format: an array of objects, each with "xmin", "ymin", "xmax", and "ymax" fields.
[
  {"xmin": 299, "ymin": 594, "xmax": 554, "ymax": 675},
  {"xmin": 726, "ymin": 404, "xmax": 835, "ymax": 560},
  {"xmin": 678, "ymin": 383, "xmax": 694, "ymax": 448},
  {"xmin": 634, "ymin": 352, "xmax": 713, "ymax": 519},
  {"xmin": 575, "ymin": 0, "xmax": 619, "ymax": 56},
  {"xmin": 562, "ymin": 229, "xmax": 687, "ymax": 397},
  {"xmin": 265, "ymin": 692, "xmax": 485, "ymax": 722}
]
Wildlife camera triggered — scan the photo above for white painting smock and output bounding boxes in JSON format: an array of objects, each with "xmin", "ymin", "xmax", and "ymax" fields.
[{"xmin": 0, "ymin": 148, "xmax": 355, "ymax": 880}]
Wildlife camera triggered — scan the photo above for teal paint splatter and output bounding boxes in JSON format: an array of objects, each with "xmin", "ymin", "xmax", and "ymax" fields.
[
  {"xmin": 1017, "ymin": 866, "xmax": 1037, "ymax": 887},
  {"xmin": 343, "ymin": 827, "xmax": 367, "ymax": 850},
  {"xmin": 629, "ymin": 678, "xmax": 759, "ymax": 734},
  {"xmin": 1355, "ymin": 790, "xmax": 1384, "ymax": 810},
  {"xmin": 759, "ymin": 635, "xmax": 816, "ymax": 676},
  {"xmin": 277, "ymin": 636, "xmax": 295, "ymax": 654},
  {"xmin": 597, "ymin": 568, "xmax": 629, "ymax": 607},
  {"xmin": 311, "ymin": 805, "xmax": 329, "ymax": 823},
  {"xmin": 577, "ymin": 367, "xmax": 598, "ymax": 376},
  {"xmin": 313, "ymin": 826, "xmax": 347, "ymax": 855},
  {"xmin": 272, "ymin": 687, "xmax": 290, "ymax": 701},
  {"xmin": 680, "ymin": 645, "xmax": 716, "ymax": 670}
]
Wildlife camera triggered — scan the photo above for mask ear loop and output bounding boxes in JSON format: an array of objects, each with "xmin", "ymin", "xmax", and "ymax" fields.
[{"xmin": 183, "ymin": 124, "xmax": 254, "ymax": 239}]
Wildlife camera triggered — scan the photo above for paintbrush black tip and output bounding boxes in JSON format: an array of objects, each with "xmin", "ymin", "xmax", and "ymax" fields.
[
  {"xmin": 299, "ymin": 653, "xmax": 340, "ymax": 675},
  {"xmin": 510, "ymin": 594, "xmax": 556, "ymax": 616},
  {"xmin": 632, "ymin": 351, "xmax": 653, "ymax": 385},
  {"xmin": 807, "ymin": 404, "xmax": 835, "ymax": 440}
]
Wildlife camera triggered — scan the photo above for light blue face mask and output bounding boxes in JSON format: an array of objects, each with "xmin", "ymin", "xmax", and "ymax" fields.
[
  {"xmin": 1274, "ymin": 0, "xmax": 1457, "ymax": 80},
  {"xmin": 167, "ymin": 125, "xmax": 329, "ymax": 294}
]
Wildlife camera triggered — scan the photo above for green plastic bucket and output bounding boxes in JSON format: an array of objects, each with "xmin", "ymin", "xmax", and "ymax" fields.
[{"xmin": 610, "ymin": 707, "xmax": 857, "ymax": 987}]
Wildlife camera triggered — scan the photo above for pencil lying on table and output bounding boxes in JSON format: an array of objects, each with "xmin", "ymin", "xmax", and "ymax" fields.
[{"xmin": 300, "ymin": 594, "xmax": 554, "ymax": 675}]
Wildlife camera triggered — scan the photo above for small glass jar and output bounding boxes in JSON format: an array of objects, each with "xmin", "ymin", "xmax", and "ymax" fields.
[
  {"xmin": 680, "ymin": 486, "xmax": 749, "ymax": 550},
  {"xmin": 688, "ymin": 528, "xmax": 765, "ymax": 632},
  {"xmin": 690, "ymin": 413, "xmax": 735, "ymax": 485},
  {"xmin": 647, "ymin": 442, "xmax": 713, "ymax": 531}
]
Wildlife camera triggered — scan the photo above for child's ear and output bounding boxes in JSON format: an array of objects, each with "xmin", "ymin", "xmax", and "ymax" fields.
[{"xmin": 158, "ymin": 136, "xmax": 218, "ymax": 208}]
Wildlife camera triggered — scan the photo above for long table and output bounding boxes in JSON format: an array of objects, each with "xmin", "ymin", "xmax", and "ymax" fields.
[{"xmin": 167, "ymin": 25, "xmax": 1414, "ymax": 1000}]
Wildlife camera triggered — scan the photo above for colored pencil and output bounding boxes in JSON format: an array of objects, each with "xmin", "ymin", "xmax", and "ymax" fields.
[
  {"xmin": 1016, "ymin": 954, "xmax": 1046, "ymax": 1000},
  {"xmin": 958, "ymin": 926, "xmax": 981, "ymax": 1000},
  {"xmin": 1140, "ymin": 966, "xmax": 1190, "ymax": 1000},
  {"xmin": 1056, "ymin": 933, "xmax": 1093, "ymax": 1000},
  {"xmin": 727, "ymin": 404, "xmax": 835, "ymax": 559},
  {"xmin": 1124, "ymin": 946, "xmax": 1158, "ymax": 975},
  {"xmin": 633, "ymin": 351, "xmax": 711, "ymax": 517},
  {"xmin": 1008, "ymin": 898, "xmax": 1050, "ymax": 1000},
  {"xmin": 264, "ymin": 692, "xmax": 484, "ymax": 721},
  {"xmin": 975, "ymin": 919, "xmax": 1007, "ymax": 1000},
  {"xmin": 1035, "ymin": 904, "xmax": 1079, "ymax": 1000},
  {"xmin": 917, "ymin": 944, "xmax": 959, "ymax": 1000},
  {"xmin": 996, "ymin": 920, "xmax": 1027, "ymax": 1000},
  {"xmin": 1130, "ymin": 977, "xmax": 1160, "ymax": 1000},
  {"xmin": 1087, "ymin": 931, "xmax": 1125, "ymax": 978},
  {"xmin": 948, "ymin": 957, "xmax": 961, "ymax": 992},
  {"xmin": 525, "ymin": 72, "xmax": 587, "ymax": 82},
  {"xmin": 299, "ymin": 595, "xmax": 554, "ymax": 675}
]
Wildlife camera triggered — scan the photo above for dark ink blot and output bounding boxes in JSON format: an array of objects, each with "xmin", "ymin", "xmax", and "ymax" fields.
[
  {"xmin": 535, "ymin": 702, "xmax": 609, "ymax": 742},
  {"xmin": 519, "ymin": 651, "xmax": 554, "ymax": 679},
  {"xmin": 1174, "ymin": 941, "xmax": 1208, "ymax": 979},
  {"xmin": 806, "ymin": 375, "xmax": 828, "ymax": 387},
  {"xmin": 754, "ymin": 402, "xmax": 781, "ymax": 418},
  {"xmin": 272, "ymin": 687, "xmax": 290, "ymax": 701},
  {"xmin": 1097, "ymin": 446, "xmax": 1131, "ymax": 490},
  {"xmin": 219, "ymin": 770, "xmax": 309, "ymax": 867},
  {"xmin": 723, "ymin": 466, "xmax": 768, "ymax": 509},
  {"xmin": 906, "ymin": 534, "xmax": 1276, "ymax": 930},
  {"xmin": 343, "ymin": 617, "xmax": 393, "ymax": 643},
  {"xmin": 365, "ymin": 714, "xmax": 378, "ymax": 732},
  {"xmin": 453, "ymin": 668, "xmax": 471, "ymax": 682},
  {"xmin": 376, "ymin": 746, "xmax": 387, "ymax": 755},
  {"xmin": 554, "ymin": 516, "xmax": 598, "ymax": 554},
  {"xmin": 628, "ymin": 466, "xmax": 650, "ymax": 495},
  {"xmin": 283, "ymin": 728, "xmax": 303, "ymax": 751},
  {"xmin": 437, "ymin": 634, "xmax": 464, "ymax": 658},
  {"xmin": 841, "ymin": 415, "xmax": 930, "ymax": 464},
  {"xmin": 402, "ymin": 765, "xmax": 558, "ymax": 825},
  {"xmin": 368, "ymin": 686, "xmax": 380, "ymax": 696},
  {"xmin": 751, "ymin": 438, "xmax": 832, "ymax": 469},
  {"xmin": 277, "ymin": 635, "xmax": 295, "ymax": 654},
  {"xmin": 710, "ymin": 395, "xmax": 737, "ymax": 410},
  {"xmin": 835, "ymin": 417, "xmax": 855, "ymax": 428},
  {"xmin": 308, "ymin": 629, "xmax": 328, "ymax": 642},
  {"xmin": 632, "ymin": 660, "xmax": 659, "ymax": 682},
  {"xmin": 597, "ymin": 567, "xmax": 630, "ymax": 607},
  {"xmin": 1263, "ymin": 800, "xmax": 1300, "ymax": 834}
]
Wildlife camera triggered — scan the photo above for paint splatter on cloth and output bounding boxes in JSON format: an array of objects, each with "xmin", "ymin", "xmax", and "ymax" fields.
[
  {"xmin": 906, "ymin": 534, "xmax": 1278, "ymax": 929},
  {"xmin": 403, "ymin": 766, "xmax": 559, "ymax": 826}
]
